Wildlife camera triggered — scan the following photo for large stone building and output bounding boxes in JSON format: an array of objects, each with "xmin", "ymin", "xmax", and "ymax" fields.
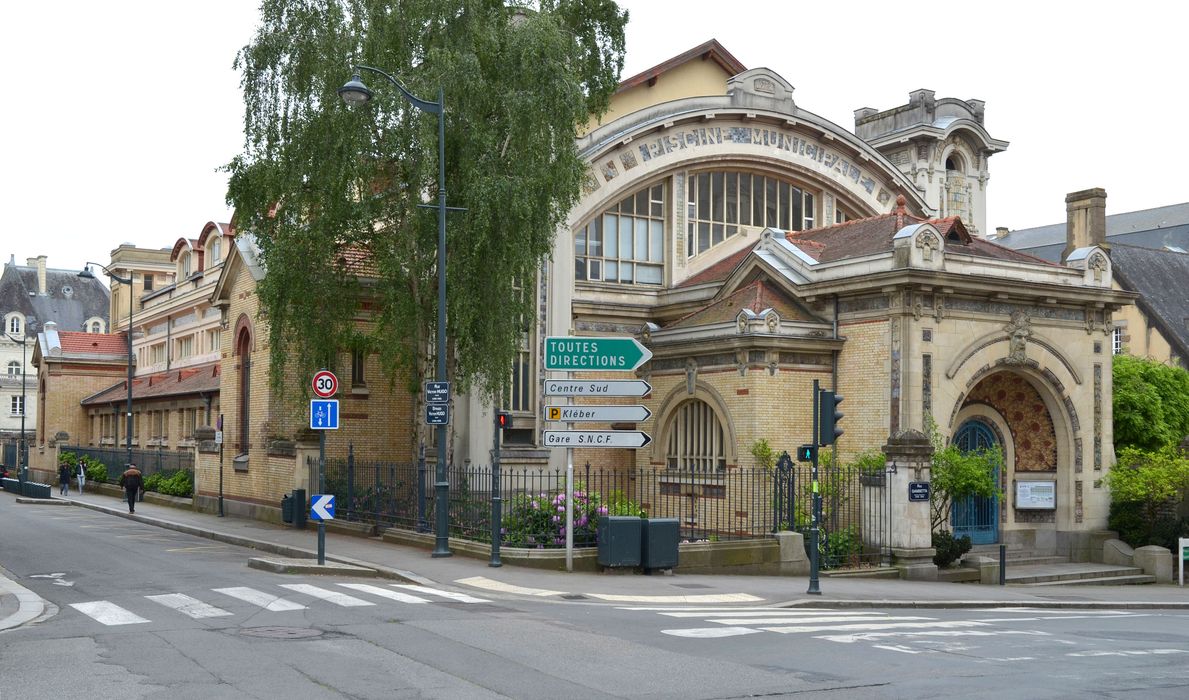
[{"xmin": 34, "ymin": 41, "xmax": 1136, "ymax": 559}]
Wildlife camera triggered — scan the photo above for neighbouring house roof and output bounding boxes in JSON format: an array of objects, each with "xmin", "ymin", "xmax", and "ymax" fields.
[
  {"xmin": 616, "ymin": 38, "xmax": 746, "ymax": 94},
  {"xmin": 1, "ymin": 258, "xmax": 110, "ymax": 334},
  {"xmin": 81, "ymin": 362, "xmax": 221, "ymax": 406},
  {"xmin": 997, "ymin": 201, "xmax": 1189, "ymax": 259},
  {"xmin": 1109, "ymin": 244, "xmax": 1189, "ymax": 364},
  {"xmin": 56, "ymin": 331, "xmax": 128, "ymax": 356}
]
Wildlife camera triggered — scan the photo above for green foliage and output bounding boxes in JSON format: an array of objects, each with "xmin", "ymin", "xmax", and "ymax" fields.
[
  {"xmin": 822, "ymin": 525, "xmax": 862, "ymax": 569},
  {"xmin": 1103, "ymin": 445, "xmax": 1189, "ymax": 550},
  {"xmin": 501, "ymin": 483, "xmax": 642, "ymax": 548},
  {"xmin": 85, "ymin": 462, "xmax": 108, "ymax": 484},
  {"xmin": 926, "ymin": 417, "xmax": 1001, "ymax": 532},
  {"xmin": 1107, "ymin": 501, "xmax": 1189, "ymax": 553},
  {"xmin": 1113, "ymin": 354, "xmax": 1189, "ymax": 451},
  {"xmin": 226, "ymin": 1, "xmax": 629, "ymax": 423},
  {"xmin": 750, "ymin": 439, "xmax": 775, "ymax": 473},
  {"xmin": 140, "ymin": 470, "xmax": 193, "ymax": 498},
  {"xmin": 931, "ymin": 531, "xmax": 972, "ymax": 568}
]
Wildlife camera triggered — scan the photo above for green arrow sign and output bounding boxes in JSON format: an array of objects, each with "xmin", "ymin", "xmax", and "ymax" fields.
[{"xmin": 544, "ymin": 336, "xmax": 652, "ymax": 372}]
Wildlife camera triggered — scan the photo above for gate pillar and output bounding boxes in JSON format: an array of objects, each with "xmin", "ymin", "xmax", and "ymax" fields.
[{"xmin": 883, "ymin": 430, "xmax": 937, "ymax": 580}]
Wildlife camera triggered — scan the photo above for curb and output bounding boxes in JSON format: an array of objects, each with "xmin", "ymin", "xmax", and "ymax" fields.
[
  {"xmin": 0, "ymin": 567, "xmax": 47, "ymax": 633},
  {"xmin": 247, "ymin": 557, "xmax": 378, "ymax": 577},
  {"xmin": 64, "ymin": 499, "xmax": 420, "ymax": 584},
  {"xmin": 774, "ymin": 598, "xmax": 1189, "ymax": 610}
]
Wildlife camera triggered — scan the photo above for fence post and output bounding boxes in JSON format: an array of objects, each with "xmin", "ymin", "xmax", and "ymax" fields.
[
  {"xmin": 490, "ymin": 412, "xmax": 502, "ymax": 567},
  {"xmin": 417, "ymin": 442, "xmax": 428, "ymax": 533},
  {"xmin": 347, "ymin": 443, "xmax": 355, "ymax": 522}
]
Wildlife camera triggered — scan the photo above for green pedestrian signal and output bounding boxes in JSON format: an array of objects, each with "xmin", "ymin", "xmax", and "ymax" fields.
[
  {"xmin": 797, "ymin": 444, "xmax": 816, "ymax": 462},
  {"xmin": 817, "ymin": 390, "xmax": 844, "ymax": 446}
]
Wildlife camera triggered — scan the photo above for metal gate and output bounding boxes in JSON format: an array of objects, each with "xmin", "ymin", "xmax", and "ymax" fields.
[{"xmin": 951, "ymin": 420, "xmax": 999, "ymax": 544}]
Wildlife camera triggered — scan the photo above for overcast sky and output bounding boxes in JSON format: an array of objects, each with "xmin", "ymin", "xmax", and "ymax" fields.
[{"xmin": 4, "ymin": 1, "xmax": 1184, "ymax": 276}]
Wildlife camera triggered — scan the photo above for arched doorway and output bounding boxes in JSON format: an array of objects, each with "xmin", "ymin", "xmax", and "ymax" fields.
[{"xmin": 951, "ymin": 419, "xmax": 999, "ymax": 544}]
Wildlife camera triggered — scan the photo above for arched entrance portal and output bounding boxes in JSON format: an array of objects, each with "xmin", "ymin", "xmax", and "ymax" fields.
[{"xmin": 952, "ymin": 419, "xmax": 999, "ymax": 544}]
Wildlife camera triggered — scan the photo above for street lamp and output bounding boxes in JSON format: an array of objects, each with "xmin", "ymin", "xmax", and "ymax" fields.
[
  {"xmin": 79, "ymin": 263, "xmax": 135, "ymax": 470},
  {"xmin": 340, "ymin": 65, "xmax": 455, "ymax": 557},
  {"xmin": 4, "ymin": 332, "xmax": 29, "ymax": 482}
]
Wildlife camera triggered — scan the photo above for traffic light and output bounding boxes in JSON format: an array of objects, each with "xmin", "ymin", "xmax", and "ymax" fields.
[
  {"xmin": 817, "ymin": 390, "xmax": 844, "ymax": 446},
  {"xmin": 796, "ymin": 444, "xmax": 816, "ymax": 462},
  {"xmin": 496, "ymin": 411, "xmax": 512, "ymax": 431}
]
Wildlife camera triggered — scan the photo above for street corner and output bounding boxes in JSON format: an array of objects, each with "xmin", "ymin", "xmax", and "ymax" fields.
[{"xmin": 0, "ymin": 567, "xmax": 49, "ymax": 632}]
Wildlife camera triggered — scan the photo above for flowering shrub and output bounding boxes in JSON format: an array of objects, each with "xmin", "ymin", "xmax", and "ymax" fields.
[{"xmin": 502, "ymin": 485, "xmax": 644, "ymax": 549}]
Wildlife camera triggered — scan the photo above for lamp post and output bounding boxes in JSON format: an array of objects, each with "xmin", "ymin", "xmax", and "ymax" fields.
[
  {"xmin": 339, "ymin": 66, "xmax": 456, "ymax": 557},
  {"xmin": 5, "ymin": 332, "xmax": 28, "ymax": 482},
  {"xmin": 79, "ymin": 264, "xmax": 135, "ymax": 470}
]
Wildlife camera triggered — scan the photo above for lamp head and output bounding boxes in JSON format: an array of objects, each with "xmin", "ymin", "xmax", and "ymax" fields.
[
  {"xmin": 78, "ymin": 266, "xmax": 95, "ymax": 279},
  {"xmin": 338, "ymin": 74, "xmax": 373, "ymax": 105}
]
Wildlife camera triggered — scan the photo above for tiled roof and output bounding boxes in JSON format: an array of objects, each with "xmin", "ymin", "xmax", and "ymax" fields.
[
  {"xmin": 678, "ymin": 247, "xmax": 752, "ymax": 288},
  {"xmin": 1110, "ymin": 244, "xmax": 1189, "ymax": 365},
  {"xmin": 82, "ymin": 362, "xmax": 221, "ymax": 405},
  {"xmin": 667, "ymin": 280, "xmax": 813, "ymax": 329},
  {"xmin": 57, "ymin": 331, "xmax": 128, "ymax": 356},
  {"xmin": 617, "ymin": 39, "xmax": 746, "ymax": 94}
]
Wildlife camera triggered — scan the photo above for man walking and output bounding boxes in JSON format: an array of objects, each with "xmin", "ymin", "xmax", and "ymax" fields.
[
  {"xmin": 58, "ymin": 462, "xmax": 71, "ymax": 496},
  {"xmin": 119, "ymin": 464, "xmax": 143, "ymax": 514}
]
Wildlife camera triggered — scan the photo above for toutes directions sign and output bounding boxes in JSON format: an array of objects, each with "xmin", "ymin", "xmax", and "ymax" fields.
[{"xmin": 544, "ymin": 336, "xmax": 652, "ymax": 371}]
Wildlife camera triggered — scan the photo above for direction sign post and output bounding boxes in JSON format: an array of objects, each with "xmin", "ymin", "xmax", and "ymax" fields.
[
  {"xmin": 543, "ymin": 379, "xmax": 652, "ymax": 397},
  {"xmin": 545, "ymin": 405, "xmax": 651, "ymax": 423},
  {"xmin": 544, "ymin": 336, "xmax": 652, "ymax": 371},
  {"xmin": 543, "ymin": 430, "xmax": 653, "ymax": 448},
  {"xmin": 310, "ymin": 370, "xmax": 342, "ymax": 565}
]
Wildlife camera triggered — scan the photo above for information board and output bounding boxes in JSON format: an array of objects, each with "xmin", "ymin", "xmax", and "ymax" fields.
[{"xmin": 1015, "ymin": 480, "xmax": 1056, "ymax": 509}]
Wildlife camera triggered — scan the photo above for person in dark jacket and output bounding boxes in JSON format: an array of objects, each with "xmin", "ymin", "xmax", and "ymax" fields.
[
  {"xmin": 119, "ymin": 464, "xmax": 143, "ymax": 514},
  {"xmin": 59, "ymin": 463, "xmax": 71, "ymax": 496}
]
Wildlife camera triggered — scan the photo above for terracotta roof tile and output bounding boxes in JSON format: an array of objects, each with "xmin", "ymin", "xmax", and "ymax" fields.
[
  {"xmin": 667, "ymin": 280, "xmax": 814, "ymax": 329},
  {"xmin": 677, "ymin": 247, "xmax": 752, "ymax": 288},
  {"xmin": 82, "ymin": 362, "xmax": 221, "ymax": 405},
  {"xmin": 58, "ymin": 332, "xmax": 129, "ymax": 356}
]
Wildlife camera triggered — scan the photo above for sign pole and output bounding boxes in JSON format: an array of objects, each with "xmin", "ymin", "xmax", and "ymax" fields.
[
  {"xmin": 217, "ymin": 413, "xmax": 224, "ymax": 517},
  {"xmin": 318, "ymin": 428, "xmax": 326, "ymax": 565},
  {"xmin": 808, "ymin": 379, "xmax": 822, "ymax": 595}
]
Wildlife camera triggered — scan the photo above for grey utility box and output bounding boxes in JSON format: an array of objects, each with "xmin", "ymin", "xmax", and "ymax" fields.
[
  {"xmin": 642, "ymin": 518, "xmax": 680, "ymax": 571},
  {"xmin": 598, "ymin": 516, "xmax": 643, "ymax": 567}
]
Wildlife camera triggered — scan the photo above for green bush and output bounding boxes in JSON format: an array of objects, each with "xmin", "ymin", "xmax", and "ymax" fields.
[
  {"xmin": 148, "ymin": 470, "xmax": 194, "ymax": 498},
  {"xmin": 822, "ymin": 525, "xmax": 862, "ymax": 569},
  {"xmin": 85, "ymin": 462, "xmax": 108, "ymax": 483},
  {"xmin": 501, "ymin": 484, "xmax": 644, "ymax": 548},
  {"xmin": 932, "ymin": 531, "xmax": 972, "ymax": 568},
  {"xmin": 1108, "ymin": 500, "xmax": 1189, "ymax": 552}
]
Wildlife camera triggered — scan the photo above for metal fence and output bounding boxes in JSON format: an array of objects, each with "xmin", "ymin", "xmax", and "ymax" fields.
[
  {"xmin": 309, "ymin": 446, "xmax": 892, "ymax": 568},
  {"xmin": 1, "ymin": 440, "xmax": 17, "ymax": 470},
  {"xmin": 62, "ymin": 445, "xmax": 195, "ymax": 482}
]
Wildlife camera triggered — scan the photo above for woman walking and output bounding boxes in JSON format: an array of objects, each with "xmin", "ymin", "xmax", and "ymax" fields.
[
  {"xmin": 76, "ymin": 459, "xmax": 86, "ymax": 494},
  {"xmin": 58, "ymin": 462, "xmax": 71, "ymax": 496}
]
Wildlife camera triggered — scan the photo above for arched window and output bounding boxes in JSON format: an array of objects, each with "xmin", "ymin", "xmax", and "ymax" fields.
[
  {"xmin": 89, "ymin": 320, "xmax": 101, "ymax": 333},
  {"xmin": 575, "ymin": 183, "xmax": 665, "ymax": 285},
  {"xmin": 209, "ymin": 238, "xmax": 222, "ymax": 265},
  {"xmin": 686, "ymin": 170, "xmax": 816, "ymax": 257},
  {"xmin": 236, "ymin": 326, "xmax": 252, "ymax": 454},
  {"xmin": 7, "ymin": 361, "xmax": 20, "ymax": 377},
  {"xmin": 179, "ymin": 252, "xmax": 192, "ymax": 278},
  {"xmin": 666, "ymin": 399, "xmax": 726, "ymax": 472},
  {"xmin": 7, "ymin": 315, "xmax": 21, "ymax": 335}
]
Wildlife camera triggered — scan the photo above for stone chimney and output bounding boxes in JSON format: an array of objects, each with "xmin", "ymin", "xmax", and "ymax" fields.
[
  {"xmin": 994, "ymin": 226, "xmax": 1009, "ymax": 240},
  {"xmin": 1062, "ymin": 188, "xmax": 1108, "ymax": 263},
  {"xmin": 25, "ymin": 255, "xmax": 48, "ymax": 295}
]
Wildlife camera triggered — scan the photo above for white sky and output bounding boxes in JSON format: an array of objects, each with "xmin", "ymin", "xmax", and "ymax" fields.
[{"xmin": 3, "ymin": 1, "xmax": 1185, "ymax": 275}]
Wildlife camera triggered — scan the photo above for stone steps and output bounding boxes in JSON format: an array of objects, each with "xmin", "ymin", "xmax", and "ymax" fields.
[
  {"xmin": 1005, "ymin": 563, "xmax": 1148, "ymax": 585},
  {"xmin": 1016, "ymin": 573, "xmax": 1158, "ymax": 586}
]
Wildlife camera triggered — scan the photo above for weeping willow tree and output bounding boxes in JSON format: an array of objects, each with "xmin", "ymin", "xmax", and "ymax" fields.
[{"xmin": 225, "ymin": 1, "xmax": 627, "ymax": 443}]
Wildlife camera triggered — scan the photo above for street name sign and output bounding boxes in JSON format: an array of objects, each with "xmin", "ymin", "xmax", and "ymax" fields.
[
  {"xmin": 312, "ymin": 370, "xmax": 338, "ymax": 398},
  {"xmin": 908, "ymin": 482, "xmax": 931, "ymax": 502},
  {"xmin": 425, "ymin": 403, "xmax": 450, "ymax": 426},
  {"xmin": 544, "ymin": 336, "xmax": 652, "ymax": 372},
  {"xmin": 543, "ymin": 379, "xmax": 652, "ymax": 397},
  {"xmin": 545, "ymin": 405, "xmax": 651, "ymax": 422},
  {"xmin": 310, "ymin": 400, "xmax": 340, "ymax": 430},
  {"xmin": 425, "ymin": 381, "xmax": 450, "ymax": 404},
  {"xmin": 542, "ymin": 430, "xmax": 652, "ymax": 448},
  {"xmin": 310, "ymin": 494, "xmax": 335, "ymax": 521}
]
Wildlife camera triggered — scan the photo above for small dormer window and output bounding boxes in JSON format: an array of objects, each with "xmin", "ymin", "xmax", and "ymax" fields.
[
  {"xmin": 90, "ymin": 321, "xmax": 101, "ymax": 333},
  {"xmin": 180, "ymin": 252, "xmax": 192, "ymax": 277},
  {"xmin": 7, "ymin": 316, "xmax": 21, "ymax": 336},
  {"xmin": 210, "ymin": 238, "xmax": 221, "ymax": 265},
  {"xmin": 143, "ymin": 274, "xmax": 154, "ymax": 291}
]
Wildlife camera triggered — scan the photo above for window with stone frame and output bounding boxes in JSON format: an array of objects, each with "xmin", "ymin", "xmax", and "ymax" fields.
[
  {"xmin": 7, "ymin": 361, "xmax": 19, "ymax": 377},
  {"xmin": 1112, "ymin": 326, "xmax": 1123, "ymax": 355},
  {"xmin": 685, "ymin": 170, "xmax": 816, "ymax": 258},
  {"xmin": 351, "ymin": 349, "xmax": 366, "ymax": 387},
  {"xmin": 90, "ymin": 321, "xmax": 101, "ymax": 333},
  {"xmin": 10, "ymin": 396, "xmax": 23, "ymax": 416},
  {"xmin": 575, "ymin": 183, "xmax": 665, "ymax": 285},
  {"xmin": 665, "ymin": 399, "xmax": 726, "ymax": 472},
  {"xmin": 143, "ymin": 273, "xmax": 154, "ymax": 291},
  {"xmin": 7, "ymin": 315, "xmax": 21, "ymax": 335}
]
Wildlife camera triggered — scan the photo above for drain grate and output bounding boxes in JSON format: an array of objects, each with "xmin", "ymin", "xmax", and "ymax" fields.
[
  {"xmin": 561, "ymin": 594, "xmax": 588, "ymax": 600},
  {"xmin": 240, "ymin": 626, "xmax": 323, "ymax": 640}
]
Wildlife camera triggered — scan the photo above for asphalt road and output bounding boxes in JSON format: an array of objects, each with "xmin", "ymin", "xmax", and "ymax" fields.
[{"xmin": 3, "ymin": 503, "xmax": 1189, "ymax": 699}]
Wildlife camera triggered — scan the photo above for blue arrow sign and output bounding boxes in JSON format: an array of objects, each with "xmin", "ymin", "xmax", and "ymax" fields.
[
  {"xmin": 310, "ymin": 494, "xmax": 335, "ymax": 521},
  {"xmin": 310, "ymin": 400, "xmax": 339, "ymax": 430}
]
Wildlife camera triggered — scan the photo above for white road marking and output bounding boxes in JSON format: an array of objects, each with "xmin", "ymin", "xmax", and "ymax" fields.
[
  {"xmin": 973, "ymin": 614, "xmax": 1152, "ymax": 623},
  {"xmin": 1066, "ymin": 649, "xmax": 1189, "ymax": 658},
  {"xmin": 656, "ymin": 609, "xmax": 876, "ymax": 618},
  {"xmin": 391, "ymin": 584, "xmax": 489, "ymax": 603},
  {"xmin": 707, "ymin": 615, "xmax": 935, "ymax": 626},
  {"xmin": 662, "ymin": 627, "xmax": 762, "ymax": 638},
  {"xmin": 280, "ymin": 584, "xmax": 375, "ymax": 607},
  {"xmin": 212, "ymin": 587, "xmax": 307, "ymax": 611},
  {"xmin": 455, "ymin": 576, "xmax": 564, "ymax": 597},
  {"xmin": 872, "ymin": 644, "xmax": 921, "ymax": 654},
  {"xmin": 763, "ymin": 620, "xmax": 989, "ymax": 635},
  {"xmin": 338, "ymin": 583, "xmax": 428, "ymax": 604},
  {"xmin": 818, "ymin": 629, "xmax": 1050, "ymax": 644},
  {"xmin": 146, "ymin": 593, "xmax": 234, "ymax": 619},
  {"xmin": 70, "ymin": 601, "xmax": 150, "ymax": 626},
  {"xmin": 586, "ymin": 593, "xmax": 763, "ymax": 603},
  {"xmin": 166, "ymin": 545, "xmax": 227, "ymax": 552}
]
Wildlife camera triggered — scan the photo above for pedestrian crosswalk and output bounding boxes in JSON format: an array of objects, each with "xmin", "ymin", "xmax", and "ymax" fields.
[
  {"xmin": 625, "ymin": 605, "xmax": 1149, "ymax": 653},
  {"xmin": 67, "ymin": 582, "xmax": 490, "ymax": 626}
]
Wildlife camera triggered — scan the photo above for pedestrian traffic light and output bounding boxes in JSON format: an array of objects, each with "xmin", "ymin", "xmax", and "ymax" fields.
[
  {"xmin": 817, "ymin": 390, "xmax": 844, "ymax": 446},
  {"xmin": 496, "ymin": 411, "xmax": 512, "ymax": 431},
  {"xmin": 796, "ymin": 444, "xmax": 816, "ymax": 462}
]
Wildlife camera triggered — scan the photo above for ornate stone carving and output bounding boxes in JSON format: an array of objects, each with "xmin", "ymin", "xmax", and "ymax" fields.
[
  {"xmin": 736, "ymin": 351, "xmax": 748, "ymax": 377},
  {"xmin": 754, "ymin": 77, "xmax": 775, "ymax": 94},
  {"xmin": 1087, "ymin": 252, "xmax": 1108, "ymax": 283},
  {"xmin": 685, "ymin": 358, "xmax": 698, "ymax": 395},
  {"xmin": 933, "ymin": 295, "xmax": 945, "ymax": 323},
  {"xmin": 1002, "ymin": 310, "xmax": 1033, "ymax": 365},
  {"xmin": 765, "ymin": 313, "xmax": 779, "ymax": 333}
]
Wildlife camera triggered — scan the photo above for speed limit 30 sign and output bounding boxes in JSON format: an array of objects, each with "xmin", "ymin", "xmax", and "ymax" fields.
[{"xmin": 312, "ymin": 370, "xmax": 339, "ymax": 398}]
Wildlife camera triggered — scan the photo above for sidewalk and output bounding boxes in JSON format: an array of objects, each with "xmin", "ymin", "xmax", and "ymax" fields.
[{"xmin": 4, "ymin": 488, "xmax": 1189, "ymax": 633}]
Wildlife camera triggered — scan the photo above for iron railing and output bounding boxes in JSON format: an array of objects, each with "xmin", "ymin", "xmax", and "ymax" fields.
[
  {"xmin": 62, "ymin": 445, "xmax": 194, "ymax": 483},
  {"xmin": 308, "ymin": 446, "xmax": 893, "ymax": 568}
]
